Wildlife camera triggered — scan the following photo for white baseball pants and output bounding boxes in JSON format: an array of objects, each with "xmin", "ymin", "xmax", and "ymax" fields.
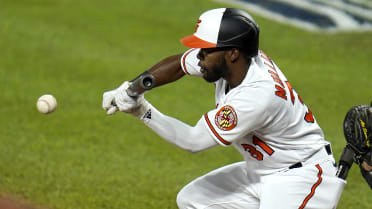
[{"xmin": 177, "ymin": 151, "xmax": 345, "ymax": 209}]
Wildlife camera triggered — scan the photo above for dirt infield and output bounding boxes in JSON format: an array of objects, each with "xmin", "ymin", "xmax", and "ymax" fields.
[{"xmin": 0, "ymin": 196, "xmax": 44, "ymax": 209}]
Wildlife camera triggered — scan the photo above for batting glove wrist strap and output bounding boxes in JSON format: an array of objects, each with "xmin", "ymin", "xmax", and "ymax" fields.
[{"xmin": 132, "ymin": 99, "xmax": 152, "ymax": 118}]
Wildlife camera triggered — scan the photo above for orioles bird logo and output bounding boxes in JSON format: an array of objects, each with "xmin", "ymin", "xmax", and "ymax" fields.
[
  {"xmin": 215, "ymin": 105, "xmax": 237, "ymax": 131},
  {"xmin": 219, "ymin": 109, "xmax": 232, "ymax": 128}
]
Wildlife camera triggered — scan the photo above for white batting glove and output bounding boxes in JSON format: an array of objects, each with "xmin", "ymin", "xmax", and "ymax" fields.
[
  {"xmin": 102, "ymin": 88, "xmax": 119, "ymax": 115},
  {"xmin": 117, "ymin": 93, "xmax": 151, "ymax": 118},
  {"xmin": 102, "ymin": 81, "xmax": 138, "ymax": 115},
  {"xmin": 103, "ymin": 81, "xmax": 151, "ymax": 118},
  {"xmin": 115, "ymin": 81, "xmax": 142, "ymax": 112}
]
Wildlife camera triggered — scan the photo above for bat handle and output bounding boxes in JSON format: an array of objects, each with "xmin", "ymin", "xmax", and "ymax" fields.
[{"xmin": 126, "ymin": 72, "xmax": 156, "ymax": 97}]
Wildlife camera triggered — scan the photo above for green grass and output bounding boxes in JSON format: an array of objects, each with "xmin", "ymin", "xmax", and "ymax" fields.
[{"xmin": 0, "ymin": 0, "xmax": 371, "ymax": 208}]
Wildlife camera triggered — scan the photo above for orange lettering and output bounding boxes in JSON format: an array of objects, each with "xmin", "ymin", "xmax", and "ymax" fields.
[
  {"xmin": 253, "ymin": 136, "xmax": 274, "ymax": 156},
  {"xmin": 242, "ymin": 144, "xmax": 264, "ymax": 161},
  {"xmin": 285, "ymin": 81, "xmax": 295, "ymax": 104},
  {"xmin": 269, "ymin": 70, "xmax": 284, "ymax": 88},
  {"xmin": 275, "ymin": 85, "xmax": 287, "ymax": 100},
  {"xmin": 304, "ymin": 107, "xmax": 315, "ymax": 123}
]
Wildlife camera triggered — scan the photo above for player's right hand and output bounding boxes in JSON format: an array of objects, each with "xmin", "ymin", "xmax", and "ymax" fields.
[{"xmin": 114, "ymin": 81, "xmax": 145, "ymax": 114}]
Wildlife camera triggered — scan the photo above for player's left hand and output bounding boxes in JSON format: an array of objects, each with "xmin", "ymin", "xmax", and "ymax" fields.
[{"xmin": 102, "ymin": 88, "xmax": 119, "ymax": 115}]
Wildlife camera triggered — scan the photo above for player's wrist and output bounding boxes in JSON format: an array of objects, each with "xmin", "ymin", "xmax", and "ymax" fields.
[{"xmin": 132, "ymin": 99, "xmax": 151, "ymax": 119}]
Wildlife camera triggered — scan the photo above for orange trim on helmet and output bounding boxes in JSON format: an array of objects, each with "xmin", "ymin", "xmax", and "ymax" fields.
[{"xmin": 181, "ymin": 34, "xmax": 217, "ymax": 48}]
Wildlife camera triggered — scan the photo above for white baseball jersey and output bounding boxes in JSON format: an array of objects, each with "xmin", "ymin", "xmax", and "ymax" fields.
[
  {"xmin": 137, "ymin": 48, "xmax": 345, "ymax": 209},
  {"xmin": 181, "ymin": 48, "xmax": 328, "ymax": 175}
]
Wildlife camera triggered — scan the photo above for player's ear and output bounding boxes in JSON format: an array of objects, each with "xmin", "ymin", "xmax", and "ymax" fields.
[{"xmin": 226, "ymin": 48, "xmax": 240, "ymax": 63}]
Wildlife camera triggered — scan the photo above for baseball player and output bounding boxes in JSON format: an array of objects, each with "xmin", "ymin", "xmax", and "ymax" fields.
[{"xmin": 103, "ymin": 8, "xmax": 345, "ymax": 209}]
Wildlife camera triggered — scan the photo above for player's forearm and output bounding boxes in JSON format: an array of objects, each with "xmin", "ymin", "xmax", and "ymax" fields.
[
  {"xmin": 140, "ymin": 104, "xmax": 217, "ymax": 153},
  {"xmin": 133, "ymin": 54, "xmax": 185, "ymax": 88}
]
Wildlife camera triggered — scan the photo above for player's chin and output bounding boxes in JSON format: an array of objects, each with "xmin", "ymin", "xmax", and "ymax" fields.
[
  {"xmin": 202, "ymin": 71, "xmax": 220, "ymax": 83},
  {"xmin": 203, "ymin": 74, "xmax": 219, "ymax": 83}
]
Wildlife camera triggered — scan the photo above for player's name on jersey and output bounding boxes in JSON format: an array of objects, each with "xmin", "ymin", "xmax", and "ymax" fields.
[{"xmin": 216, "ymin": 0, "xmax": 372, "ymax": 32}]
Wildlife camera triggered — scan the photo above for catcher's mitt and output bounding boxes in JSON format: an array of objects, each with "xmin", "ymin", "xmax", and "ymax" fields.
[
  {"xmin": 343, "ymin": 103, "xmax": 372, "ymax": 189},
  {"xmin": 343, "ymin": 104, "xmax": 372, "ymax": 163}
]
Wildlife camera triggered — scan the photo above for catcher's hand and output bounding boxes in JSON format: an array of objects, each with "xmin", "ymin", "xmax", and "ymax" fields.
[{"xmin": 362, "ymin": 161, "xmax": 372, "ymax": 171}]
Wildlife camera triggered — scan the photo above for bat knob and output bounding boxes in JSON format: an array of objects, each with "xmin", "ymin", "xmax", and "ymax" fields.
[
  {"xmin": 142, "ymin": 77, "xmax": 154, "ymax": 88},
  {"xmin": 126, "ymin": 72, "xmax": 156, "ymax": 97}
]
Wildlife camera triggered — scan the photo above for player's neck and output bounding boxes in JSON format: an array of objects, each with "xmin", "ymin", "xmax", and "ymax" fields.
[{"xmin": 225, "ymin": 59, "xmax": 251, "ymax": 89}]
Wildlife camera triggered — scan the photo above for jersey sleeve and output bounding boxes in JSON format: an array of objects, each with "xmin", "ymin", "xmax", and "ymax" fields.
[
  {"xmin": 203, "ymin": 84, "xmax": 272, "ymax": 146},
  {"xmin": 180, "ymin": 48, "xmax": 203, "ymax": 77}
]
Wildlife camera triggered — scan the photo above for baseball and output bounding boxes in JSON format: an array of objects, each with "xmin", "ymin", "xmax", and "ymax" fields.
[{"xmin": 36, "ymin": 94, "xmax": 57, "ymax": 114}]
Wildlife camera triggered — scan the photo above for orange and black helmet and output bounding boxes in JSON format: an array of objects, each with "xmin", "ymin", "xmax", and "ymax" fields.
[{"xmin": 181, "ymin": 8, "xmax": 260, "ymax": 57}]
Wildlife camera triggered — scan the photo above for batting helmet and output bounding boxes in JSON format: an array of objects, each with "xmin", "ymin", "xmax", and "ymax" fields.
[{"xmin": 181, "ymin": 8, "xmax": 260, "ymax": 57}]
